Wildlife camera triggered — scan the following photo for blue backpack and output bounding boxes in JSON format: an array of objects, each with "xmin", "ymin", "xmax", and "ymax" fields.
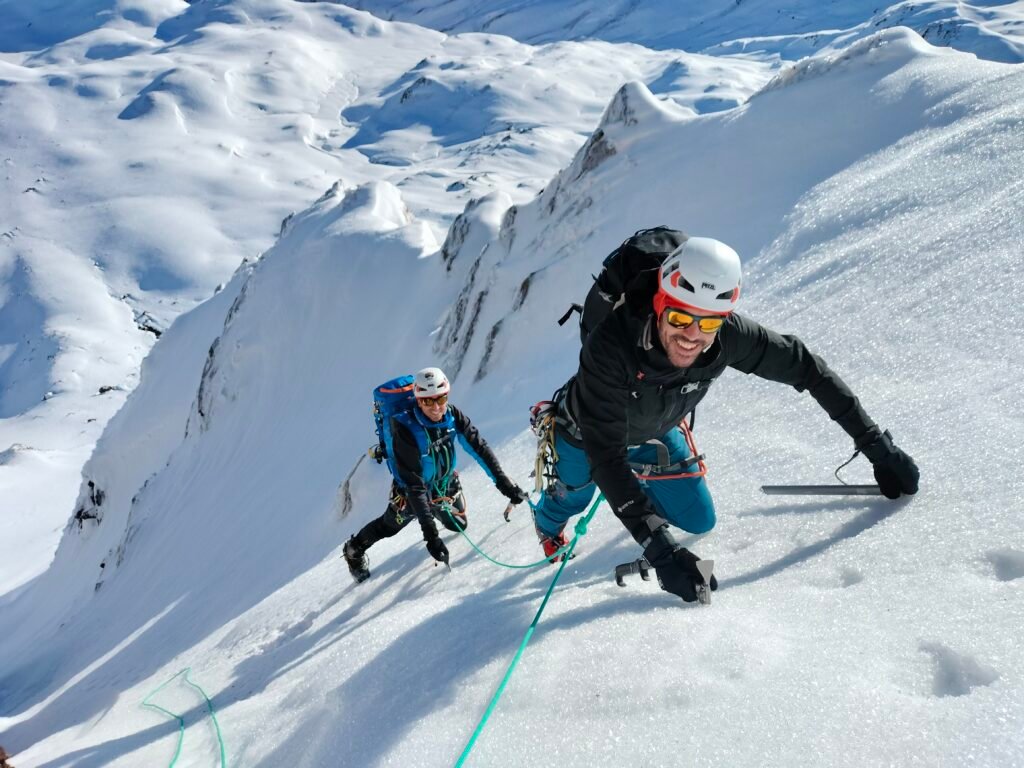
[{"xmin": 371, "ymin": 375, "xmax": 418, "ymax": 480}]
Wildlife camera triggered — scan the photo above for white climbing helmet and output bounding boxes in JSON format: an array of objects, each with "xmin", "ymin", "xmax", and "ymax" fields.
[
  {"xmin": 414, "ymin": 367, "xmax": 451, "ymax": 399},
  {"xmin": 654, "ymin": 236, "xmax": 742, "ymax": 317}
]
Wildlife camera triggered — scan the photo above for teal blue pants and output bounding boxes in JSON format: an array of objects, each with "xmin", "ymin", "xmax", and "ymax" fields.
[{"xmin": 533, "ymin": 428, "xmax": 716, "ymax": 537}]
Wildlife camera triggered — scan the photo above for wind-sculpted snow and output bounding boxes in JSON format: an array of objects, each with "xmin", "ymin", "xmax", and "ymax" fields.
[
  {"xmin": 753, "ymin": 26, "xmax": 938, "ymax": 96},
  {"xmin": 350, "ymin": 0, "xmax": 1024, "ymax": 62},
  {"xmin": 0, "ymin": 0, "xmax": 126, "ymax": 53},
  {"xmin": 0, "ymin": 260, "xmax": 58, "ymax": 418},
  {"xmin": 444, "ymin": 31, "xmax": 1024, "ymax": 402}
]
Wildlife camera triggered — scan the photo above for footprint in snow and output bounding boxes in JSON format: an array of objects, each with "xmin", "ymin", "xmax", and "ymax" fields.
[
  {"xmin": 919, "ymin": 641, "xmax": 999, "ymax": 698},
  {"xmin": 984, "ymin": 547, "xmax": 1024, "ymax": 582}
]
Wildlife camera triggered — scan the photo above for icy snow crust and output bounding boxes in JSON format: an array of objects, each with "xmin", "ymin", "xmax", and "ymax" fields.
[{"xmin": 1, "ymin": 6, "xmax": 1023, "ymax": 768}]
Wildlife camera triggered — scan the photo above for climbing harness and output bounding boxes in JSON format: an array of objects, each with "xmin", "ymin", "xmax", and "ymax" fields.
[
  {"xmin": 531, "ymin": 391, "xmax": 708, "ymax": 491},
  {"xmin": 631, "ymin": 419, "xmax": 707, "ymax": 481}
]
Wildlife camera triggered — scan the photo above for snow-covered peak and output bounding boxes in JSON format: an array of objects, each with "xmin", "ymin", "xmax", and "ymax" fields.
[
  {"xmin": 349, "ymin": 0, "xmax": 1024, "ymax": 62},
  {"xmin": 599, "ymin": 78, "xmax": 683, "ymax": 129},
  {"xmin": 754, "ymin": 25, "xmax": 947, "ymax": 97}
]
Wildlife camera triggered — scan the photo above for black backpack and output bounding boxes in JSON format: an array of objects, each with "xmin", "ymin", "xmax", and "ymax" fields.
[{"xmin": 559, "ymin": 226, "xmax": 688, "ymax": 342}]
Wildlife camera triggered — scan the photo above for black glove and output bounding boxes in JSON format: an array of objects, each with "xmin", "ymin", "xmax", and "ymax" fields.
[
  {"xmin": 425, "ymin": 536, "xmax": 449, "ymax": 564},
  {"xmin": 858, "ymin": 430, "xmax": 919, "ymax": 499},
  {"xmin": 643, "ymin": 526, "xmax": 717, "ymax": 603},
  {"xmin": 499, "ymin": 481, "xmax": 529, "ymax": 505}
]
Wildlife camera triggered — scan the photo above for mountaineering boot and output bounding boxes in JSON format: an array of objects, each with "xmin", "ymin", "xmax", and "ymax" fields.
[
  {"xmin": 540, "ymin": 531, "xmax": 573, "ymax": 563},
  {"xmin": 343, "ymin": 536, "xmax": 371, "ymax": 583},
  {"xmin": 531, "ymin": 503, "xmax": 574, "ymax": 563}
]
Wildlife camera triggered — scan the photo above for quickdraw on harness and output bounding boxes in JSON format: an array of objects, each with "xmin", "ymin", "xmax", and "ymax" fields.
[
  {"xmin": 528, "ymin": 380, "xmax": 596, "ymax": 498},
  {"xmin": 529, "ymin": 399, "xmax": 561, "ymax": 496},
  {"xmin": 391, "ymin": 488, "xmax": 461, "ymax": 514}
]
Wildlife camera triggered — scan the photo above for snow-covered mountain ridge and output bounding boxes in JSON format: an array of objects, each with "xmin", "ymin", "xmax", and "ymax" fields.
[
  {"xmin": 2, "ymin": 15, "xmax": 1022, "ymax": 766},
  {"xmin": 1, "ymin": 0, "xmax": 775, "ymax": 588},
  {"xmin": 350, "ymin": 0, "xmax": 1024, "ymax": 62}
]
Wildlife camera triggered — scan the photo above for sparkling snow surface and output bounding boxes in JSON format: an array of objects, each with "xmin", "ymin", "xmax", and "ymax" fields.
[{"xmin": 1, "ymin": 2, "xmax": 1023, "ymax": 767}]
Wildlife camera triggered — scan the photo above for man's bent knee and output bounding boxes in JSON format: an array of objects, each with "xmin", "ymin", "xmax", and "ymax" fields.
[{"xmin": 685, "ymin": 507, "xmax": 716, "ymax": 534}]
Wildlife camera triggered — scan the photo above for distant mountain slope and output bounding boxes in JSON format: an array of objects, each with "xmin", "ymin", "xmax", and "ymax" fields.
[{"xmin": 349, "ymin": 0, "xmax": 1024, "ymax": 61}]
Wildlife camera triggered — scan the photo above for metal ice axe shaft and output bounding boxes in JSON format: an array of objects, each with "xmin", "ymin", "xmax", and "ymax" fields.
[{"xmin": 761, "ymin": 484, "xmax": 882, "ymax": 495}]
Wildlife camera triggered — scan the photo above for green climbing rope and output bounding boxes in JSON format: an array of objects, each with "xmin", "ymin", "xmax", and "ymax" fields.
[
  {"xmin": 442, "ymin": 498, "xmax": 575, "ymax": 568},
  {"xmin": 453, "ymin": 493, "xmax": 604, "ymax": 767},
  {"xmin": 142, "ymin": 667, "xmax": 227, "ymax": 768},
  {"xmin": 142, "ymin": 672, "xmax": 186, "ymax": 767}
]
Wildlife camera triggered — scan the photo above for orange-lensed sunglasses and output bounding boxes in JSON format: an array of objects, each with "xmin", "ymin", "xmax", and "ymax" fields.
[
  {"xmin": 663, "ymin": 308, "xmax": 726, "ymax": 333},
  {"xmin": 418, "ymin": 394, "xmax": 449, "ymax": 407}
]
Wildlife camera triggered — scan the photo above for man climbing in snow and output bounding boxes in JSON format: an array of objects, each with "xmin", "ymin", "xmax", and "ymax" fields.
[
  {"xmin": 532, "ymin": 233, "xmax": 919, "ymax": 602},
  {"xmin": 343, "ymin": 367, "xmax": 529, "ymax": 583}
]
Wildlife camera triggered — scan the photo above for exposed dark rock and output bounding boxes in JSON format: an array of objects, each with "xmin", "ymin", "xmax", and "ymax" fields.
[
  {"xmin": 499, "ymin": 206, "xmax": 518, "ymax": 251},
  {"xmin": 512, "ymin": 273, "xmax": 535, "ymax": 311},
  {"xmin": 440, "ymin": 210, "xmax": 472, "ymax": 271},
  {"xmin": 278, "ymin": 212, "xmax": 294, "ymax": 237},
  {"xmin": 435, "ymin": 254, "xmax": 482, "ymax": 376},
  {"xmin": 191, "ymin": 338, "xmax": 220, "ymax": 434},
  {"xmin": 451, "ymin": 288, "xmax": 488, "ymax": 381},
  {"xmin": 474, "ymin": 319, "xmax": 503, "ymax": 382},
  {"xmin": 574, "ymin": 129, "xmax": 616, "ymax": 181},
  {"xmin": 73, "ymin": 479, "xmax": 105, "ymax": 527}
]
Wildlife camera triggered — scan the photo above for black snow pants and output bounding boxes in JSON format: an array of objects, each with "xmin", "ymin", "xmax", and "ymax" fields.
[{"xmin": 352, "ymin": 474, "xmax": 467, "ymax": 551}]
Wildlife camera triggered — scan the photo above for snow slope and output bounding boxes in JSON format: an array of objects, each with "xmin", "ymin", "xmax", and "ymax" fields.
[
  {"xmin": 2, "ymin": 23, "xmax": 1023, "ymax": 768},
  {"xmin": 0, "ymin": 0, "xmax": 775, "ymax": 590}
]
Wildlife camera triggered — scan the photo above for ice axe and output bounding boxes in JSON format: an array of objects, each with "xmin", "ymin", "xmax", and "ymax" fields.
[
  {"xmin": 614, "ymin": 557, "xmax": 651, "ymax": 587},
  {"xmin": 694, "ymin": 559, "xmax": 715, "ymax": 605},
  {"xmin": 761, "ymin": 484, "xmax": 882, "ymax": 495},
  {"xmin": 616, "ymin": 557, "xmax": 716, "ymax": 605},
  {"xmin": 435, "ymin": 550, "xmax": 451, "ymax": 574}
]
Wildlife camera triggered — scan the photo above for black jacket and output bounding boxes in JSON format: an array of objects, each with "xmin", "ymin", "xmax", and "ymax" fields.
[
  {"xmin": 567, "ymin": 276, "xmax": 881, "ymax": 543},
  {"xmin": 391, "ymin": 404, "xmax": 513, "ymax": 539}
]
